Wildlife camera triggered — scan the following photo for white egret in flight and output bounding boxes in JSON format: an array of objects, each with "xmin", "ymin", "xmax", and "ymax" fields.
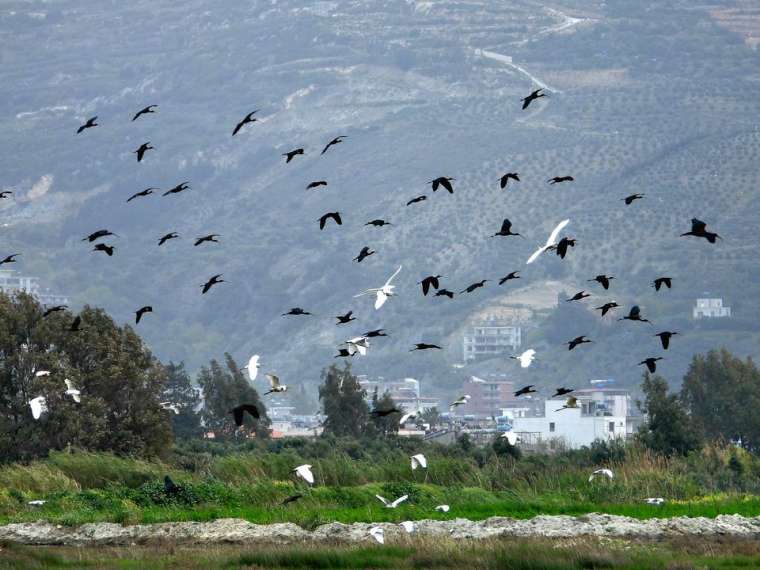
[
  {"xmin": 354, "ymin": 266, "xmax": 402, "ymax": 310},
  {"xmin": 526, "ymin": 219, "xmax": 570, "ymax": 264}
]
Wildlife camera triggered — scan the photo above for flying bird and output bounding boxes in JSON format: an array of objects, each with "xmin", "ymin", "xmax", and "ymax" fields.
[
  {"xmin": 619, "ymin": 305, "xmax": 651, "ymax": 324},
  {"xmin": 492, "ymin": 219, "xmax": 522, "ymax": 238},
  {"xmin": 589, "ymin": 468, "xmax": 614, "ymax": 482},
  {"xmin": 0, "ymin": 191, "xmax": 13, "ymax": 199},
  {"xmin": 68, "ymin": 316, "xmax": 82, "ymax": 332},
  {"xmin": 681, "ymin": 218, "xmax": 720, "ymax": 243},
  {"xmin": 162, "ymin": 181, "xmax": 190, "ymax": 196},
  {"xmin": 29, "ymin": 396, "xmax": 47, "ymax": 420},
  {"xmin": 194, "ymin": 234, "xmax": 220, "ymax": 246},
  {"xmin": 318, "ymin": 211, "xmax": 342, "ymax": 230},
  {"xmin": 232, "ymin": 110, "xmax": 258, "ymax": 136},
  {"xmin": 411, "ymin": 343, "xmax": 442, "ymax": 352},
  {"xmin": 552, "ymin": 387, "xmax": 574, "ymax": 398},
  {"xmin": 645, "ymin": 498, "xmax": 666, "ymax": 506},
  {"xmin": 0, "ymin": 254, "xmax": 20, "ymax": 265},
  {"xmin": 345, "ymin": 336, "xmax": 370, "ymax": 357},
  {"xmin": 521, "ymin": 88, "xmax": 545, "ymax": 110},
  {"xmin": 435, "ymin": 289, "xmax": 455, "ymax": 299},
  {"xmin": 514, "ymin": 385, "xmax": 537, "ymax": 397},
  {"xmin": 655, "ymin": 331, "xmax": 678, "ymax": 350},
  {"xmin": 132, "ymin": 105, "xmax": 157, "ymax": 121},
  {"xmin": 281, "ymin": 494, "xmax": 303, "ymax": 506},
  {"xmin": 354, "ymin": 265, "xmax": 402, "ymax": 310},
  {"xmin": 371, "ymin": 406, "xmax": 402, "ymax": 417},
  {"xmin": 35, "ymin": 370, "xmax": 50, "ymax": 378},
  {"xmin": 201, "ymin": 274, "xmax": 224, "ymax": 294},
  {"xmin": 499, "ymin": 172, "xmax": 520, "ymax": 189},
  {"xmin": 566, "ymin": 336, "xmax": 592, "ymax": 350},
  {"xmin": 354, "ymin": 246, "xmax": 375, "ymax": 263},
  {"xmin": 158, "ymin": 232, "xmax": 179, "ymax": 246},
  {"xmin": 639, "ymin": 357, "xmax": 663, "ymax": 373},
  {"xmin": 306, "ymin": 180, "xmax": 328, "ymax": 190},
  {"xmin": 135, "ymin": 306, "xmax": 152, "ymax": 324},
  {"xmin": 321, "ymin": 135, "xmax": 346, "ymax": 155},
  {"xmin": 376, "ymin": 494, "xmax": 409, "ymax": 508},
  {"xmin": 429, "ymin": 176, "xmax": 455, "ymax": 193},
  {"xmin": 230, "ymin": 404, "xmax": 260, "ymax": 426},
  {"xmin": 501, "ymin": 431, "xmax": 518, "ymax": 445},
  {"xmin": 92, "ymin": 243, "xmax": 114, "ymax": 256},
  {"xmin": 434, "ymin": 505, "xmax": 450, "ymax": 513},
  {"xmin": 282, "ymin": 307, "xmax": 311, "ymax": 316},
  {"xmin": 460, "ymin": 280, "xmax": 487, "ymax": 294},
  {"xmin": 265, "ymin": 373, "xmax": 287, "ymax": 394},
  {"xmin": 369, "ymin": 527, "xmax": 384, "ymax": 544},
  {"xmin": 588, "ymin": 275, "xmax": 614, "ymax": 290},
  {"xmin": 244, "ymin": 355, "xmax": 260, "ymax": 381},
  {"xmin": 127, "ymin": 187, "xmax": 157, "ymax": 202},
  {"xmin": 399, "ymin": 521, "xmax": 415, "ymax": 533},
  {"xmin": 449, "ymin": 395, "xmax": 470, "ymax": 410},
  {"xmin": 43, "ymin": 305, "xmax": 67, "ymax": 318},
  {"xmin": 133, "ymin": 142, "xmax": 154, "ymax": 162},
  {"xmin": 334, "ymin": 348, "xmax": 354, "ymax": 358},
  {"xmin": 335, "ymin": 311, "xmax": 356, "ymax": 324},
  {"xmin": 566, "ymin": 291, "xmax": 590, "ymax": 302},
  {"xmin": 292, "ymin": 464, "xmax": 314, "ymax": 484},
  {"xmin": 499, "ymin": 272, "xmax": 520, "ymax": 285},
  {"xmin": 419, "ymin": 275, "xmax": 442, "ymax": 296},
  {"xmin": 282, "ymin": 148, "xmax": 304, "ymax": 163},
  {"xmin": 83, "ymin": 229, "xmax": 117, "ymax": 242},
  {"xmin": 595, "ymin": 302, "xmax": 620, "ymax": 316},
  {"xmin": 622, "ymin": 193, "xmax": 644, "ymax": 205},
  {"xmin": 548, "ymin": 176, "xmax": 574, "ymax": 184},
  {"xmin": 364, "ymin": 329, "xmax": 387, "ymax": 338},
  {"xmin": 365, "ymin": 219, "xmax": 392, "ymax": 227},
  {"xmin": 164, "ymin": 475, "xmax": 183, "ymax": 496},
  {"xmin": 652, "ymin": 277, "xmax": 673, "ymax": 291},
  {"xmin": 406, "ymin": 195, "xmax": 427, "ymax": 206},
  {"xmin": 76, "ymin": 116, "xmax": 98, "ymax": 134},
  {"xmin": 526, "ymin": 219, "xmax": 570, "ymax": 264},
  {"xmin": 553, "ymin": 237, "xmax": 576, "ymax": 259},
  {"xmin": 159, "ymin": 402, "xmax": 180, "ymax": 414},
  {"xmin": 511, "ymin": 349, "xmax": 536, "ymax": 368},
  {"xmin": 399, "ymin": 411, "xmax": 418, "ymax": 425},
  {"xmin": 555, "ymin": 396, "xmax": 579, "ymax": 412}
]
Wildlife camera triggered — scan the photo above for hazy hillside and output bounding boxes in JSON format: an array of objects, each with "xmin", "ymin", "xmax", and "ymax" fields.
[{"xmin": 2, "ymin": 0, "xmax": 759, "ymax": 399}]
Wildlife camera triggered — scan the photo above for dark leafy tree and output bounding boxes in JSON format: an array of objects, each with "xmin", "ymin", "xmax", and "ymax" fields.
[
  {"xmin": 318, "ymin": 363, "xmax": 370, "ymax": 438},
  {"xmin": 370, "ymin": 390, "xmax": 401, "ymax": 437}
]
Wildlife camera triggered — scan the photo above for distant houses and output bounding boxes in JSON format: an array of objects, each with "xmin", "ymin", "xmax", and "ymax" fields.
[
  {"xmin": 693, "ymin": 297, "xmax": 731, "ymax": 319},
  {"xmin": 0, "ymin": 269, "xmax": 68, "ymax": 307},
  {"xmin": 462, "ymin": 316, "xmax": 522, "ymax": 362}
]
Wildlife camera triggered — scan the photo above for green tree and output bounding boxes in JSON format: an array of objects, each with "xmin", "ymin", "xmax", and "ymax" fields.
[
  {"xmin": 680, "ymin": 349, "xmax": 760, "ymax": 452},
  {"xmin": 197, "ymin": 353, "xmax": 270, "ymax": 439},
  {"xmin": 420, "ymin": 407, "xmax": 441, "ymax": 429},
  {"xmin": 370, "ymin": 390, "xmax": 401, "ymax": 437},
  {"xmin": 636, "ymin": 372, "xmax": 701, "ymax": 456},
  {"xmin": 163, "ymin": 361, "xmax": 202, "ymax": 440},
  {"xmin": 0, "ymin": 292, "xmax": 172, "ymax": 462},
  {"xmin": 318, "ymin": 363, "xmax": 370, "ymax": 437}
]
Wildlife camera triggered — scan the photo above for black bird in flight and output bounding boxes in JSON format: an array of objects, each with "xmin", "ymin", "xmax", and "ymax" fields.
[
  {"xmin": 68, "ymin": 316, "xmax": 82, "ymax": 332},
  {"xmin": 566, "ymin": 336, "xmax": 592, "ymax": 350},
  {"xmin": 76, "ymin": 116, "xmax": 98, "ymax": 134},
  {"xmin": 282, "ymin": 308, "xmax": 311, "ymax": 316},
  {"xmin": 158, "ymin": 232, "xmax": 179, "ymax": 246},
  {"xmin": 622, "ymin": 193, "xmax": 644, "ymax": 205},
  {"xmin": 135, "ymin": 306, "xmax": 152, "ymax": 324},
  {"xmin": 364, "ymin": 329, "xmax": 388, "ymax": 338},
  {"xmin": 566, "ymin": 291, "xmax": 590, "ymax": 302},
  {"xmin": 521, "ymin": 89, "xmax": 545, "ymax": 110},
  {"xmin": 335, "ymin": 348, "xmax": 355, "ymax": 358},
  {"xmin": 318, "ymin": 212, "xmax": 342, "ymax": 230},
  {"xmin": 354, "ymin": 246, "xmax": 375, "ymax": 262},
  {"xmin": 553, "ymin": 237, "xmax": 576, "ymax": 259},
  {"xmin": 652, "ymin": 277, "xmax": 673, "ymax": 291},
  {"xmin": 548, "ymin": 176, "xmax": 574, "ymax": 184},
  {"xmin": 406, "ymin": 195, "xmax": 427, "ymax": 206},
  {"xmin": 639, "ymin": 357, "xmax": 663, "ymax": 373},
  {"xmin": 492, "ymin": 219, "xmax": 522, "ymax": 238},
  {"xmin": 681, "ymin": 218, "xmax": 721, "ymax": 243},
  {"xmin": 283, "ymin": 148, "xmax": 304, "ymax": 163},
  {"xmin": 499, "ymin": 272, "xmax": 520, "ymax": 285},
  {"xmin": 371, "ymin": 406, "xmax": 402, "ymax": 417},
  {"xmin": 194, "ymin": 234, "xmax": 220, "ymax": 247},
  {"xmin": 410, "ymin": 343, "xmax": 442, "ymax": 351},
  {"xmin": 127, "ymin": 187, "xmax": 157, "ymax": 202},
  {"xmin": 321, "ymin": 136, "xmax": 347, "ymax": 155},
  {"xmin": 499, "ymin": 172, "xmax": 520, "ymax": 189},
  {"xmin": 335, "ymin": 311, "xmax": 356, "ymax": 324},
  {"xmin": 232, "ymin": 110, "xmax": 258, "ymax": 136},
  {"xmin": 230, "ymin": 404, "xmax": 260, "ymax": 426},
  {"xmin": 552, "ymin": 387, "xmax": 574, "ymax": 398},
  {"xmin": 281, "ymin": 494, "xmax": 303, "ymax": 506},
  {"xmin": 595, "ymin": 302, "xmax": 620, "ymax": 316},
  {"xmin": 366, "ymin": 219, "xmax": 391, "ymax": 227},
  {"xmin": 164, "ymin": 475, "xmax": 183, "ymax": 495},
  {"xmin": 655, "ymin": 331, "xmax": 678, "ymax": 350},
  {"xmin": 619, "ymin": 305, "xmax": 651, "ymax": 324},
  {"xmin": 134, "ymin": 142, "xmax": 154, "ymax": 162},
  {"xmin": 43, "ymin": 305, "xmax": 67, "ymax": 318},
  {"xmin": 92, "ymin": 243, "xmax": 114, "ymax": 256},
  {"xmin": 0, "ymin": 254, "xmax": 20, "ymax": 265},
  {"xmin": 83, "ymin": 229, "xmax": 117, "ymax": 242},
  {"xmin": 201, "ymin": 274, "xmax": 224, "ymax": 294},
  {"xmin": 429, "ymin": 177, "xmax": 455, "ymax": 193},
  {"xmin": 460, "ymin": 280, "xmax": 487, "ymax": 294},
  {"xmin": 163, "ymin": 181, "xmax": 190, "ymax": 196},
  {"xmin": 435, "ymin": 289, "xmax": 455, "ymax": 299},
  {"xmin": 306, "ymin": 180, "xmax": 328, "ymax": 190},
  {"xmin": 588, "ymin": 275, "xmax": 614, "ymax": 290},
  {"xmin": 132, "ymin": 105, "xmax": 157, "ymax": 121},
  {"xmin": 419, "ymin": 275, "xmax": 442, "ymax": 296},
  {"xmin": 0, "ymin": 191, "xmax": 13, "ymax": 199},
  {"xmin": 514, "ymin": 385, "xmax": 537, "ymax": 397}
]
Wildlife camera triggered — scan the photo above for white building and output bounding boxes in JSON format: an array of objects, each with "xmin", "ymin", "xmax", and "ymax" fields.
[
  {"xmin": 511, "ymin": 389, "xmax": 638, "ymax": 450},
  {"xmin": 693, "ymin": 298, "xmax": 731, "ymax": 319},
  {"xmin": 463, "ymin": 319, "xmax": 521, "ymax": 362},
  {"xmin": 0, "ymin": 269, "xmax": 69, "ymax": 306}
]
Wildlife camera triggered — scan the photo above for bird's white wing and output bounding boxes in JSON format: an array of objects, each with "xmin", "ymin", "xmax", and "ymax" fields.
[
  {"xmin": 295, "ymin": 464, "xmax": 314, "ymax": 484},
  {"xmin": 434, "ymin": 504, "xmax": 450, "ymax": 512},
  {"xmin": 502, "ymin": 431, "xmax": 518, "ymax": 445},
  {"xmin": 35, "ymin": 370, "xmax": 51, "ymax": 377},
  {"xmin": 526, "ymin": 245, "xmax": 547, "ymax": 265},
  {"xmin": 369, "ymin": 527, "xmax": 384, "ymax": 544},
  {"xmin": 374, "ymin": 291, "xmax": 388, "ymax": 310},
  {"xmin": 29, "ymin": 396, "xmax": 47, "ymax": 420},
  {"xmin": 383, "ymin": 265, "xmax": 403, "ymax": 288},
  {"xmin": 520, "ymin": 349, "xmax": 536, "ymax": 368},
  {"xmin": 399, "ymin": 413, "xmax": 414, "ymax": 425},
  {"xmin": 545, "ymin": 219, "xmax": 570, "ymax": 248},
  {"xmin": 400, "ymin": 521, "xmax": 415, "ymax": 533},
  {"xmin": 266, "ymin": 374, "xmax": 280, "ymax": 389},
  {"xmin": 64, "ymin": 379, "xmax": 74, "ymax": 390},
  {"xmin": 390, "ymin": 495, "xmax": 409, "ymax": 508},
  {"xmin": 354, "ymin": 288, "xmax": 380, "ymax": 298},
  {"xmin": 247, "ymin": 355, "xmax": 260, "ymax": 381},
  {"xmin": 411, "ymin": 454, "xmax": 427, "ymax": 469},
  {"xmin": 375, "ymin": 494, "xmax": 390, "ymax": 506}
]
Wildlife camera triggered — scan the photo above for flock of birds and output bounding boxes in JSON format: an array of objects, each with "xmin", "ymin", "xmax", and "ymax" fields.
[{"xmin": 9, "ymin": 82, "xmax": 719, "ymax": 539}]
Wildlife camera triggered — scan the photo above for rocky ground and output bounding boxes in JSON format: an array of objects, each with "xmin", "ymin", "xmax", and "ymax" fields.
[{"xmin": 3, "ymin": 514, "xmax": 760, "ymax": 546}]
